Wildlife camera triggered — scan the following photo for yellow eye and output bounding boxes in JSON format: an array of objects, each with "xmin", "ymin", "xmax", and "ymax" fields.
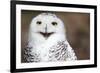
[
  {"xmin": 52, "ymin": 22, "xmax": 57, "ymax": 26},
  {"xmin": 36, "ymin": 21, "xmax": 42, "ymax": 25}
]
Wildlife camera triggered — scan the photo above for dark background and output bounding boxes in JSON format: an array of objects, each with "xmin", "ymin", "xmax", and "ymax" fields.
[{"xmin": 21, "ymin": 10, "xmax": 90, "ymax": 62}]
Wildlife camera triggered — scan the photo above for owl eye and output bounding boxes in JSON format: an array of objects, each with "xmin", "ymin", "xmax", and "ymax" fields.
[
  {"xmin": 36, "ymin": 21, "xmax": 42, "ymax": 25},
  {"xmin": 52, "ymin": 22, "xmax": 57, "ymax": 26}
]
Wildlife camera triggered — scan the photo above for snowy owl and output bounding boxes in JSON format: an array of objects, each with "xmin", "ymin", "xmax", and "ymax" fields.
[{"xmin": 23, "ymin": 13, "xmax": 77, "ymax": 62}]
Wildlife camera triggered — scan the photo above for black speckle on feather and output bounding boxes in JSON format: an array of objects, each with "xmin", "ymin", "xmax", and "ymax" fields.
[{"xmin": 23, "ymin": 45, "xmax": 40, "ymax": 63}]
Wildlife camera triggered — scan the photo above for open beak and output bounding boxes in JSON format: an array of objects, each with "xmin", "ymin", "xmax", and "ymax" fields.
[
  {"xmin": 39, "ymin": 24, "xmax": 54, "ymax": 39},
  {"xmin": 39, "ymin": 32, "xmax": 54, "ymax": 39}
]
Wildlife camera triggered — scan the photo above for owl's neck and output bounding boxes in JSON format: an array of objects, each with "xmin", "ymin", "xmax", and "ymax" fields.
[{"xmin": 28, "ymin": 32, "xmax": 66, "ymax": 48}]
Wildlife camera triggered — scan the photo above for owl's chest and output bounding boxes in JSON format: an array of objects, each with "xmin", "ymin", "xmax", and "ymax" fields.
[
  {"xmin": 34, "ymin": 41, "xmax": 68, "ymax": 62},
  {"xmin": 48, "ymin": 43, "xmax": 67, "ymax": 61}
]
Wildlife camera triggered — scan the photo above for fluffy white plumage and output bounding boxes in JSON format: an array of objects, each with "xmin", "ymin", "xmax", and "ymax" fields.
[{"xmin": 23, "ymin": 13, "xmax": 77, "ymax": 62}]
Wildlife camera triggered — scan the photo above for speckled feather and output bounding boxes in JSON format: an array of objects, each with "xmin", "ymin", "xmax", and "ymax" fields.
[{"xmin": 23, "ymin": 41, "xmax": 77, "ymax": 62}]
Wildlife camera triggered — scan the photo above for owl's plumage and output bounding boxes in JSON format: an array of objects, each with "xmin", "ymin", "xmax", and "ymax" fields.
[{"xmin": 23, "ymin": 13, "xmax": 77, "ymax": 62}]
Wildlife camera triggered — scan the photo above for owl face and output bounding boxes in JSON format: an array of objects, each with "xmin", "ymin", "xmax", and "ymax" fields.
[{"xmin": 30, "ymin": 13, "xmax": 65, "ymax": 39}]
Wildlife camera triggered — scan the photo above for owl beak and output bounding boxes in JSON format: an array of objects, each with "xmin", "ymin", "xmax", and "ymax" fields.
[
  {"xmin": 39, "ymin": 32, "xmax": 54, "ymax": 39},
  {"xmin": 39, "ymin": 24, "xmax": 54, "ymax": 39}
]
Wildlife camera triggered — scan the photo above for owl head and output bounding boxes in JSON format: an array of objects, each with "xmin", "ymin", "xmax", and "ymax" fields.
[{"xmin": 29, "ymin": 13, "xmax": 66, "ymax": 40}]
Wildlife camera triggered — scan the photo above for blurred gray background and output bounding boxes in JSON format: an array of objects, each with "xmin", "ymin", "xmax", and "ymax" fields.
[{"xmin": 21, "ymin": 10, "xmax": 90, "ymax": 62}]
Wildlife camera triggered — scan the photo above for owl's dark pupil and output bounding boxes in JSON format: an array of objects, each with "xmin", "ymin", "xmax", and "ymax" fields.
[
  {"xmin": 52, "ymin": 22, "xmax": 57, "ymax": 26},
  {"xmin": 37, "ymin": 21, "xmax": 41, "ymax": 24}
]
